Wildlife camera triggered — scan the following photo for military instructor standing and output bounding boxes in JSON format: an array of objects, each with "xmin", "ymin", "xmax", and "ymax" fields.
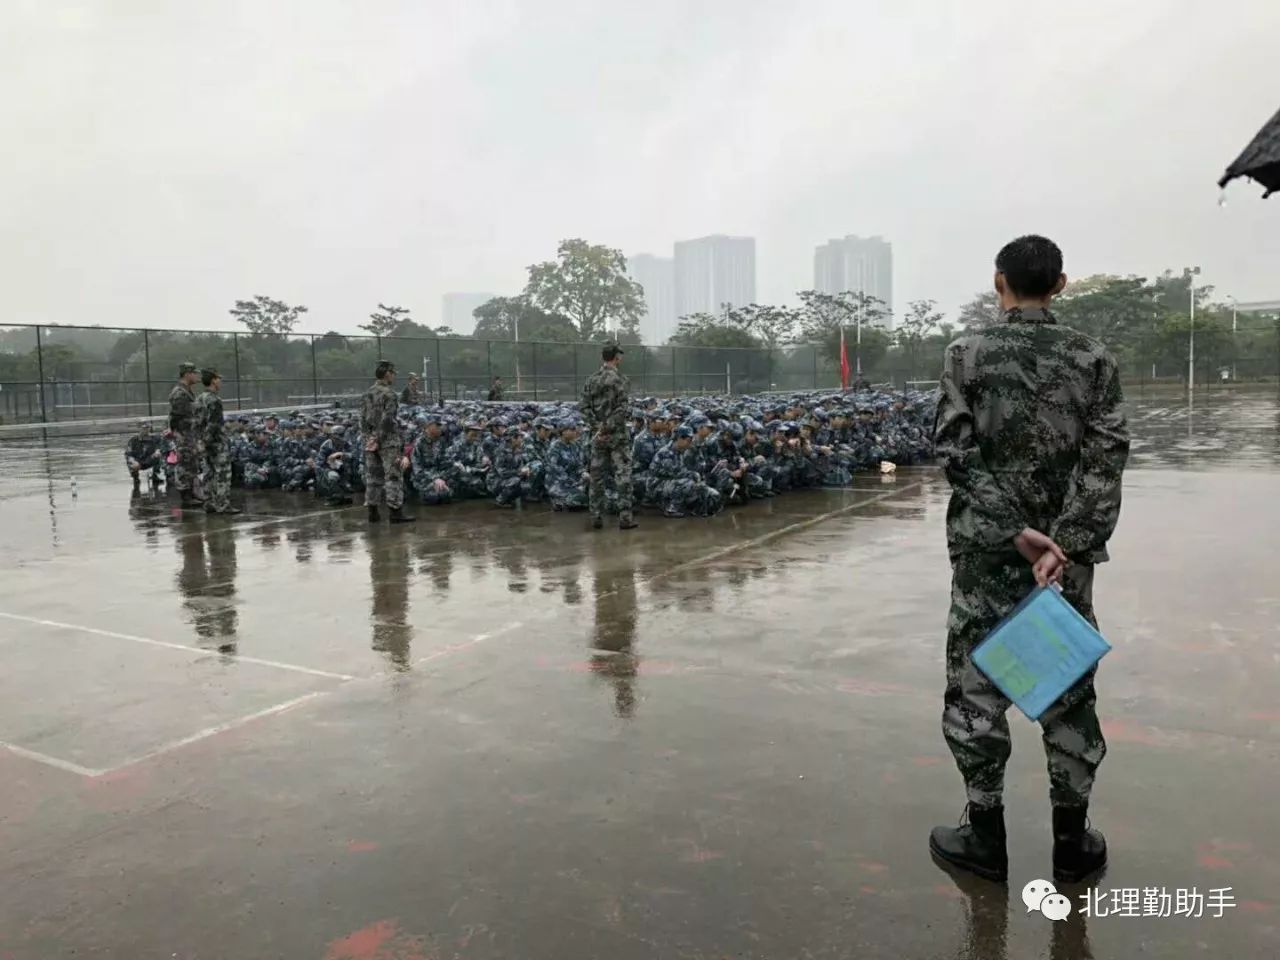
[
  {"xmin": 361, "ymin": 361, "xmax": 416, "ymax": 524},
  {"xmin": 168, "ymin": 362, "xmax": 203, "ymax": 508},
  {"xmin": 581, "ymin": 342, "xmax": 637, "ymax": 531}
]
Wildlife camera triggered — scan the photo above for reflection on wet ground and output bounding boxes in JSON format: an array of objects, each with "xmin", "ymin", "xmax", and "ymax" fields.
[{"xmin": 0, "ymin": 396, "xmax": 1277, "ymax": 959}]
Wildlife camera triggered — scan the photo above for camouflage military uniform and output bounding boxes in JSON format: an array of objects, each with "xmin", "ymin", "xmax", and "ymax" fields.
[
  {"xmin": 168, "ymin": 381, "xmax": 198, "ymax": 494},
  {"xmin": 489, "ymin": 439, "xmax": 537, "ymax": 505},
  {"xmin": 650, "ymin": 438, "xmax": 721, "ymax": 517},
  {"xmin": 630, "ymin": 427, "xmax": 663, "ymax": 504},
  {"xmin": 360, "ymin": 381, "xmax": 405, "ymax": 510},
  {"xmin": 315, "ymin": 432, "xmax": 354, "ymax": 501},
  {"xmin": 934, "ymin": 306, "xmax": 1129, "ymax": 809},
  {"xmin": 194, "ymin": 390, "xmax": 232, "ymax": 512},
  {"xmin": 410, "ymin": 431, "xmax": 455, "ymax": 505},
  {"xmin": 445, "ymin": 433, "xmax": 491, "ymax": 499},
  {"xmin": 580, "ymin": 364, "xmax": 633, "ymax": 524},
  {"xmin": 545, "ymin": 436, "xmax": 589, "ymax": 510}
]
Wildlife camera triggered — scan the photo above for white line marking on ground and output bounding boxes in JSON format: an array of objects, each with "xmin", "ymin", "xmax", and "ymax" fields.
[
  {"xmin": 0, "ymin": 740, "xmax": 102, "ymax": 777},
  {"xmin": 92, "ymin": 690, "xmax": 329, "ymax": 777},
  {"xmin": 0, "ymin": 611, "xmax": 356, "ymax": 681},
  {"xmin": 412, "ymin": 620, "xmax": 526, "ymax": 667}
]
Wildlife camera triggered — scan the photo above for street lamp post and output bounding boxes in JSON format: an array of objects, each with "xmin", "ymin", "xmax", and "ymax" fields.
[
  {"xmin": 1185, "ymin": 266, "xmax": 1201, "ymax": 405},
  {"xmin": 1229, "ymin": 295, "xmax": 1238, "ymax": 381}
]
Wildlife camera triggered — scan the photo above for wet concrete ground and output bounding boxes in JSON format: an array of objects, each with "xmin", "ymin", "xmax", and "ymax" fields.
[{"xmin": 0, "ymin": 394, "xmax": 1277, "ymax": 959}]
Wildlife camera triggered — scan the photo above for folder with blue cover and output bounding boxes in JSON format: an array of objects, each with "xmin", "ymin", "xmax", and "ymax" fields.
[{"xmin": 971, "ymin": 585, "xmax": 1111, "ymax": 721}]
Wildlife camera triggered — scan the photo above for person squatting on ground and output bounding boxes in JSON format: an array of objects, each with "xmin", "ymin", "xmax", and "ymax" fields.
[
  {"xmin": 361, "ymin": 361, "xmax": 415, "ymax": 524},
  {"xmin": 194, "ymin": 368, "xmax": 240, "ymax": 515},
  {"xmin": 168, "ymin": 362, "xmax": 203, "ymax": 508},
  {"xmin": 929, "ymin": 234, "xmax": 1129, "ymax": 885},
  {"xmin": 580, "ymin": 342, "xmax": 637, "ymax": 531},
  {"xmin": 125, "ymin": 420, "xmax": 165, "ymax": 492}
]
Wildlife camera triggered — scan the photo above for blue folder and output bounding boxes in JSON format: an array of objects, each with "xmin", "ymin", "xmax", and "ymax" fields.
[{"xmin": 971, "ymin": 585, "xmax": 1111, "ymax": 721}]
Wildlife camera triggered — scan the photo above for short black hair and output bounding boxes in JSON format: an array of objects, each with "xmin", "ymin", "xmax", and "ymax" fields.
[
  {"xmin": 995, "ymin": 235, "xmax": 1063, "ymax": 299},
  {"xmin": 200, "ymin": 368, "xmax": 219, "ymax": 387},
  {"xmin": 602, "ymin": 344, "xmax": 623, "ymax": 361},
  {"xmin": 375, "ymin": 360, "xmax": 395, "ymax": 379}
]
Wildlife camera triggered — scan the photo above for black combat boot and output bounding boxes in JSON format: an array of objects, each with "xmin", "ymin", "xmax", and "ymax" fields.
[
  {"xmin": 132, "ymin": 476, "xmax": 141, "ymax": 493},
  {"xmin": 389, "ymin": 505, "xmax": 416, "ymax": 524},
  {"xmin": 368, "ymin": 505, "xmax": 381, "ymax": 523},
  {"xmin": 590, "ymin": 516, "xmax": 604, "ymax": 530},
  {"xmin": 180, "ymin": 491, "xmax": 204, "ymax": 508},
  {"xmin": 618, "ymin": 517, "xmax": 638, "ymax": 530},
  {"xmin": 1052, "ymin": 805, "xmax": 1107, "ymax": 883},
  {"xmin": 929, "ymin": 803, "xmax": 1008, "ymax": 882}
]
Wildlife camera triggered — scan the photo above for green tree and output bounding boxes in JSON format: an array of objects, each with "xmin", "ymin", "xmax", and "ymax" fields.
[
  {"xmin": 725, "ymin": 303, "xmax": 799, "ymax": 348},
  {"xmin": 669, "ymin": 312, "xmax": 761, "ymax": 349},
  {"xmin": 361, "ymin": 303, "xmax": 411, "ymax": 337},
  {"xmin": 795, "ymin": 290, "xmax": 888, "ymax": 353},
  {"xmin": 958, "ymin": 289, "xmax": 1001, "ymax": 330},
  {"xmin": 472, "ymin": 295, "xmax": 577, "ymax": 342},
  {"xmin": 229, "ymin": 296, "xmax": 308, "ymax": 336},
  {"xmin": 523, "ymin": 239, "xmax": 645, "ymax": 341},
  {"xmin": 895, "ymin": 299, "xmax": 944, "ymax": 376}
]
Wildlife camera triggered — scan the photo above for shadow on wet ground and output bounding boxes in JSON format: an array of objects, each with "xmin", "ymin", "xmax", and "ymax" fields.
[{"xmin": 0, "ymin": 396, "xmax": 1277, "ymax": 958}]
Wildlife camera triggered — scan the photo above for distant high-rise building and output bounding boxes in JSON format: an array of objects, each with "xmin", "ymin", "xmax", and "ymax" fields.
[
  {"xmin": 673, "ymin": 235, "xmax": 756, "ymax": 320},
  {"xmin": 813, "ymin": 235, "xmax": 893, "ymax": 325},
  {"xmin": 441, "ymin": 292, "xmax": 497, "ymax": 336},
  {"xmin": 627, "ymin": 254, "xmax": 676, "ymax": 344}
]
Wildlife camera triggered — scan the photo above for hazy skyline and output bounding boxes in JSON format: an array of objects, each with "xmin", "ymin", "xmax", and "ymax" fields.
[{"xmin": 5, "ymin": 0, "xmax": 1279, "ymax": 335}]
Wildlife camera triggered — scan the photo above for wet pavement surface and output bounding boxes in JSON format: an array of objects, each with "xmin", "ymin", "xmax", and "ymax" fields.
[{"xmin": 0, "ymin": 394, "xmax": 1277, "ymax": 959}]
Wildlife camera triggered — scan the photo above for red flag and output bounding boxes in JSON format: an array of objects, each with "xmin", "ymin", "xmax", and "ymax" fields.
[{"xmin": 839, "ymin": 326, "xmax": 851, "ymax": 390}]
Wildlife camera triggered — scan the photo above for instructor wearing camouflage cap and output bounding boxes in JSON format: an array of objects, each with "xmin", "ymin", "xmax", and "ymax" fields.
[
  {"xmin": 580, "ymin": 341, "xmax": 637, "ymax": 531},
  {"xmin": 168, "ymin": 362, "xmax": 203, "ymax": 508}
]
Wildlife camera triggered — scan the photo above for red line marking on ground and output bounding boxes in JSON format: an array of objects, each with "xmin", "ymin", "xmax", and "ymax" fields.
[
  {"xmin": 324, "ymin": 920, "xmax": 396, "ymax": 960},
  {"xmin": 860, "ymin": 885, "xmax": 878, "ymax": 894},
  {"xmin": 347, "ymin": 840, "xmax": 379, "ymax": 853},
  {"xmin": 1241, "ymin": 900, "xmax": 1272, "ymax": 914},
  {"xmin": 857, "ymin": 861, "xmax": 889, "ymax": 874},
  {"xmin": 911, "ymin": 756, "xmax": 945, "ymax": 767},
  {"xmin": 1246, "ymin": 711, "xmax": 1280, "ymax": 722},
  {"xmin": 836, "ymin": 679, "xmax": 919, "ymax": 696},
  {"xmin": 1100, "ymin": 719, "xmax": 1162, "ymax": 746},
  {"xmin": 1197, "ymin": 853, "xmax": 1234, "ymax": 869},
  {"xmin": 933, "ymin": 884, "xmax": 966, "ymax": 901}
]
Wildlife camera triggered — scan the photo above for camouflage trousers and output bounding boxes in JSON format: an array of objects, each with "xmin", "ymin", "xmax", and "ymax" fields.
[
  {"xmin": 315, "ymin": 465, "xmax": 353, "ymax": 500},
  {"xmin": 589, "ymin": 438, "xmax": 632, "ymax": 522},
  {"xmin": 943, "ymin": 553, "xmax": 1106, "ymax": 808},
  {"xmin": 201, "ymin": 445, "xmax": 232, "ymax": 512},
  {"xmin": 174, "ymin": 429, "xmax": 198, "ymax": 493},
  {"xmin": 364, "ymin": 445, "xmax": 405, "ymax": 509},
  {"xmin": 411, "ymin": 472, "xmax": 453, "ymax": 505},
  {"xmin": 655, "ymin": 478, "xmax": 721, "ymax": 517}
]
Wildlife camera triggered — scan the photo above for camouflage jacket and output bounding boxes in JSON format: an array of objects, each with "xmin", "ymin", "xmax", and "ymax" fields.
[
  {"xmin": 168, "ymin": 382, "xmax": 196, "ymax": 433},
  {"xmin": 650, "ymin": 442, "xmax": 701, "ymax": 483},
  {"xmin": 933, "ymin": 307, "xmax": 1129, "ymax": 562},
  {"xmin": 194, "ymin": 391, "xmax": 225, "ymax": 449},
  {"xmin": 545, "ymin": 438, "xmax": 586, "ymax": 490},
  {"xmin": 631, "ymin": 430, "xmax": 663, "ymax": 472},
  {"xmin": 411, "ymin": 433, "xmax": 453, "ymax": 479},
  {"xmin": 125, "ymin": 434, "xmax": 161, "ymax": 464},
  {"xmin": 580, "ymin": 364, "xmax": 630, "ymax": 439},
  {"xmin": 492, "ymin": 444, "xmax": 528, "ymax": 480},
  {"xmin": 360, "ymin": 382, "xmax": 400, "ymax": 448}
]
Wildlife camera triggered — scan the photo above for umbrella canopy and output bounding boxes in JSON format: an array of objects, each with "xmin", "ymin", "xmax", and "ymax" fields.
[{"xmin": 1219, "ymin": 106, "xmax": 1280, "ymax": 197}]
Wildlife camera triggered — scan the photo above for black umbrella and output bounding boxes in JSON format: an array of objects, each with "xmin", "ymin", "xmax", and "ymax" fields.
[{"xmin": 1219, "ymin": 106, "xmax": 1280, "ymax": 197}]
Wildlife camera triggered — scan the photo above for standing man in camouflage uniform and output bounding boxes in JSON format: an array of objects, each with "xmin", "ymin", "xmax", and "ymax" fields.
[
  {"xmin": 194, "ymin": 369, "xmax": 240, "ymax": 515},
  {"xmin": 361, "ymin": 361, "xmax": 415, "ymax": 524},
  {"xmin": 168, "ymin": 362, "xmax": 203, "ymax": 508},
  {"xmin": 929, "ymin": 235, "xmax": 1129, "ymax": 885},
  {"xmin": 580, "ymin": 342, "xmax": 637, "ymax": 531}
]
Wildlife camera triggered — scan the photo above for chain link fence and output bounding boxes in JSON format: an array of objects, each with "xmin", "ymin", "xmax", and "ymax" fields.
[{"xmin": 2, "ymin": 322, "xmax": 1278, "ymax": 425}]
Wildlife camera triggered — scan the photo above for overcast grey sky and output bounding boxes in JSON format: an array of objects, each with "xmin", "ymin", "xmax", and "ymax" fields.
[{"xmin": 4, "ymin": 0, "xmax": 1278, "ymax": 334}]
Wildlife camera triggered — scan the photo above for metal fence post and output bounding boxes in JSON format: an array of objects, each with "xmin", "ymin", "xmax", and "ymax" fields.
[
  {"xmin": 812, "ymin": 346, "xmax": 818, "ymax": 389},
  {"xmin": 35, "ymin": 325, "xmax": 48, "ymax": 423},
  {"xmin": 143, "ymin": 329, "xmax": 154, "ymax": 417},
  {"xmin": 572, "ymin": 348, "xmax": 579, "ymax": 400},
  {"xmin": 434, "ymin": 337, "xmax": 444, "ymax": 403},
  {"xmin": 486, "ymin": 339, "xmax": 493, "ymax": 392},
  {"xmin": 233, "ymin": 333, "xmax": 243, "ymax": 411},
  {"xmin": 670, "ymin": 346, "xmax": 676, "ymax": 397},
  {"xmin": 532, "ymin": 342, "xmax": 539, "ymax": 400},
  {"xmin": 310, "ymin": 335, "xmax": 319, "ymax": 404}
]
